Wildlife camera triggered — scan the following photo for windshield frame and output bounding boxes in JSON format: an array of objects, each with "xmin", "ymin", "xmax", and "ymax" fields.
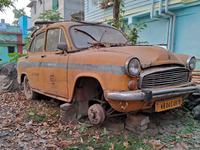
[{"xmin": 69, "ymin": 24, "xmax": 128, "ymax": 50}]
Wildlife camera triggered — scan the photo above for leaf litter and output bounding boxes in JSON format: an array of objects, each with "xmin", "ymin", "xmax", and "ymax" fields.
[{"xmin": 0, "ymin": 90, "xmax": 200, "ymax": 149}]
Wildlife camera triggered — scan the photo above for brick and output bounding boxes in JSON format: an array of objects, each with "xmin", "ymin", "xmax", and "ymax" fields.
[
  {"xmin": 60, "ymin": 103, "xmax": 75, "ymax": 111},
  {"xmin": 125, "ymin": 124, "xmax": 148, "ymax": 133},
  {"xmin": 60, "ymin": 110, "xmax": 76, "ymax": 125},
  {"xmin": 60, "ymin": 104, "xmax": 77, "ymax": 125},
  {"xmin": 126, "ymin": 114, "xmax": 150, "ymax": 126}
]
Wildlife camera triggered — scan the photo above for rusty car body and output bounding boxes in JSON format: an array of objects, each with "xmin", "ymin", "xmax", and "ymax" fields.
[{"xmin": 17, "ymin": 21, "xmax": 200, "ymax": 124}]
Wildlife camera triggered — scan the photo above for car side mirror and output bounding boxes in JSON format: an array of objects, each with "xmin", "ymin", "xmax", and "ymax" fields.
[{"xmin": 57, "ymin": 42, "xmax": 68, "ymax": 51}]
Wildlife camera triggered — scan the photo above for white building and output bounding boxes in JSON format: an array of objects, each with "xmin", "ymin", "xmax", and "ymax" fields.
[{"xmin": 27, "ymin": 0, "xmax": 84, "ymax": 30}]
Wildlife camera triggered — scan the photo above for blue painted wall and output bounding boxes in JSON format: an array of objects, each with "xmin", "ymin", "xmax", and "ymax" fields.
[
  {"xmin": 84, "ymin": 0, "xmax": 200, "ymax": 69},
  {"xmin": 19, "ymin": 16, "xmax": 31, "ymax": 40},
  {"xmin": 0, "ymin": 19, "xmax": 22, "ymax": 64},
  {"xmin": 0, "ymin": 43, "xmax": 17, "ymax": 63}
]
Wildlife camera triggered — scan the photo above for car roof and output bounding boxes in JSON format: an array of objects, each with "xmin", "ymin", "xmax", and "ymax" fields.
[{"xmin": 32, "ymin": 20, "xmax": 113, "ymax": 37}]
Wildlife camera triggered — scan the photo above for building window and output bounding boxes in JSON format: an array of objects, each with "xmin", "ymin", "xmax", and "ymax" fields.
[
  {"xmin": 52, "ymin": 0, "xmax": 58, "ymax": 11},
  {"xmin": 8, "ymin": 46, "xmax": 15, "ymax": 53}
]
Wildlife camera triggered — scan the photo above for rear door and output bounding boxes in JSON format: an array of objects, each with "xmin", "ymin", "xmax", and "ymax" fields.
[
  {"xmin": 40, "ymin": 27, "xmax": 69, "ymax": 98},
  {"xmin": 25, "ymin": 32, "xmax": 45, "ymax": 91}
]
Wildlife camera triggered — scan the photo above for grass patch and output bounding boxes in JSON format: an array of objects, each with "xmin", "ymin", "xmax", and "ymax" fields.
[{"xmin": 24, "ymin": 100, "xmax": 60, "ymax": 123}]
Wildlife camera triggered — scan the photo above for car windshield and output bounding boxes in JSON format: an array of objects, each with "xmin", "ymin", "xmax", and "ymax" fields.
[{"xmin": 69, "ymin": 25, "xmax": 128, "ymax": 49}]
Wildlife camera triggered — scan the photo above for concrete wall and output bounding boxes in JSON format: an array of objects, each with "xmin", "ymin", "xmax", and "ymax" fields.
[
  {"xmin": 0, "ymin": 43, "xmax": 17, "ymax": 64},
  {"xmin": 64, "ymin": 0, "xmax": 84, "ymax": 20},
  {"xmin": 0, "ymin": 19, "xmax": 23, "ymax": 64},
  {"xmin": 28, "ymin": 0, "xmax": 84, "ymax": 27},
  {"xmin": 19, "ymin": 16, "xmax": 31, "ymax": 39}
]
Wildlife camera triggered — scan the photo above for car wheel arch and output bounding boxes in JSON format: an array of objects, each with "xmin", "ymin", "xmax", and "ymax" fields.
[{"xmin": 72, "ymin": 77, "xmax": 104, "ymax": 102}]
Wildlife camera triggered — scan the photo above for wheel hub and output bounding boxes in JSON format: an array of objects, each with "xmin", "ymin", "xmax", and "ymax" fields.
[{"xmin": 88, "ymin": 104, "xmax": 105, "ymax": 125}]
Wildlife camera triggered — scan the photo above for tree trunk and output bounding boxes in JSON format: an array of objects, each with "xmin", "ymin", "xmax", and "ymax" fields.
[{"xmin": 113, "ymin": 0, "xmax": 120, "ymax": 23}]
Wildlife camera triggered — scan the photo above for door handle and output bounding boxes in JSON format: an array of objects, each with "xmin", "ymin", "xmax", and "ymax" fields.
[{"xmin": 41, "ymin": 55, "xmax": 46, "ymax": 58}]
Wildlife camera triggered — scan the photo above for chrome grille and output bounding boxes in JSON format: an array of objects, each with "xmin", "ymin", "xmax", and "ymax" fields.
[{"xmin": 140, "ymin": 67, "xmax": 189, "ymax": 89}]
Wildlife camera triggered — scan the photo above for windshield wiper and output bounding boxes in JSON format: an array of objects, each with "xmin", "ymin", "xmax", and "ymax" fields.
[{"xmin": 74, "ymin": 28, "xmax": 97, "ymax": 41}]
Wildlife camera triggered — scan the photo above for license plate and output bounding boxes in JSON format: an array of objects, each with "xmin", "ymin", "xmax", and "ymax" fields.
[{"xmin": 155, "ymin": 98, "xmax": 182, "ymax": 112}]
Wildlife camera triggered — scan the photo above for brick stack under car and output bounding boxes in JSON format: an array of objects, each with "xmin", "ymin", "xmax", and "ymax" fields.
[{"xmin": 192, "ymin": 70, "xmax": 200, "ymax": 85}]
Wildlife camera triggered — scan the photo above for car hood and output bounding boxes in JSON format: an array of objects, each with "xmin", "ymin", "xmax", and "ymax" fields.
[{"xmin": 96, "ymin": 45, "xmax": 185, "ymax": 68}]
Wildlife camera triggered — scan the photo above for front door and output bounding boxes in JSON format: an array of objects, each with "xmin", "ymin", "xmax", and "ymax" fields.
[{"xmin": 40, "ymin": 28, "xmax": 69, "ymax": 98}]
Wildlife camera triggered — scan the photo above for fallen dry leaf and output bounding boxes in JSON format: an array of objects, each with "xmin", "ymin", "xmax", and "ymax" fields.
[
  {"xmin": 43, "ymin": 122, "xmax": 48, "ymax": 126},
  {"xmin": 149, "ymin": 140, "xmax": 164, "ymax": 150},
  {"xmin": 109, "ymin": 143, "xmax": 114, "ymax": 150},
  {"xmin": 86, "ymin": 147, "xmax": 94, "ymax": 150},
  {"xmin": 80, "ymin": 137, "xmax": 84, "ymax": 143},
  {"xmin": 181, "ymin": 134, "xmax": 193, "ymax": 139},
  {"xmin": 180, "ymin": 143, "xmax": 188, "ymax": 150},
  {"xmin": 143, "ymin": 139, "xmax": 148, "ymax": 144},
  {"xmin": 123, "ymin": 141, "xmax": 129, "ymax": 147},
  {"xmin": 170, "ymin": 141, "xmax": 177, "ymax": 146},
  {"xmin": 56, "ymin": 140, "xmax": 71, "ymax": 148}
]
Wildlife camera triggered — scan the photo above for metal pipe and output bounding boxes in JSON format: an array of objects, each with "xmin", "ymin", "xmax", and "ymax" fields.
[
  {"xmin": 159, "ymin": 0, "xmax": 171, "ymax": 49},
  {"xmin": 43, "ymin": 0, "xmax": 45, "ymax": 13},
  {"xmin": 151, "ymin": 0, "xmax": 166, "ymax": 20},
  {"xmin": 165, "ymin": 0, "xmax": 176, "ymax": 52}
]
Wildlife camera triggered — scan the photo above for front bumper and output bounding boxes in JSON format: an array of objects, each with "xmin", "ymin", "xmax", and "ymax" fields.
[{"xmin": 105, "ymin": 84, "xmax": 200, "ymax": 102}]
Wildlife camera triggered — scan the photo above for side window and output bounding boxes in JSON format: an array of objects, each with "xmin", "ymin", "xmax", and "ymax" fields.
[
  {"xmin": 34, "ymin": 32, "xmax": 45, "ymax": 52},
  {"xmin": 29, "ymin": 37, "xmax": 35, "ymax": 53},
  {"xmin": 46, "ymin": 28, "xmax": 67, "ymax": 52},
  {"xmin": 60, "ymin": 29, "xmax": 66, "ymax": 43}
]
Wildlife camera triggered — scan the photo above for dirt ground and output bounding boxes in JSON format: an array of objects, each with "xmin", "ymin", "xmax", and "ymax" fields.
[{"xmin": 0, "ymin": 90, "xmax": 200, "ymax": 150}]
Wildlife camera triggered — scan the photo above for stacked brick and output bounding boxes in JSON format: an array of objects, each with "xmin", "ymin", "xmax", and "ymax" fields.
[
  {"xmin": 60, "ymin": 103, "xmax": 77, "ymax": 125},
  {"xmin": 125, "ymin": 114, "xmax": 150, "ymax": 134},
  {"xmin": 192, "ymin": 70, "xmax": 200, "ymax": 85}
]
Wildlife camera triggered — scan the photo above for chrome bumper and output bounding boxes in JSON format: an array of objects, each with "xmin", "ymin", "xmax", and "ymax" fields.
[{"xmin": 105, "ymin": 85, "xmax": 200, "ymax": 102}]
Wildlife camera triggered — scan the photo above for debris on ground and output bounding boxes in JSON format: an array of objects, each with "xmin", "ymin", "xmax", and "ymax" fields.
[
  {"xmin": 0, "ymin": 90, "xmax": 200, "ymax": 149},
  {"xmin": 0, "ymin": 62, "xmax": 22, "ymax": 94}
]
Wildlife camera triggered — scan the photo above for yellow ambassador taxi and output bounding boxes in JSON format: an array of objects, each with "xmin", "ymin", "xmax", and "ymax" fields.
[{"xmin": 17, "ymin": 21, "xmax": 200, "ymax": 124}]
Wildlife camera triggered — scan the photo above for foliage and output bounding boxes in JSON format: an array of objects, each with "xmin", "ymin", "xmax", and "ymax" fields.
[
  {"xmin": 111, "ymin": 0, "xmax": 147, "ymax": 45},
  {"xmin": 112, "ymin": 0, "xmax": 125, "ymax": 31},
  {"xmin": 124, "ymin": 22, "xmax": 148, "ymax": 45},
  {"xmin": 8, "ymin": 52, "xmax": 26, "ymax": 63},
  {"xmin": 0, "ymin": 0, "xmax": 15, "ymax": 12},
  {"xmin": 0, "ymin": 62, "xmax": 6, "ymax": 68},
  {"xmin": 12, "ymin": 7, "xmax": 26, "ymax": 26},
  {"xmin": 23, "ymin": 33, "xmax": 32, "ymax": 50},
  {"xmin": 38, "ymin": 10, "xmax": 63, "ymax": 22}
]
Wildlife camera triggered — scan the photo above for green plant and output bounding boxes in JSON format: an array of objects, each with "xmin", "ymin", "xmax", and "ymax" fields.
[
  {"xmin": 8, "ymin": 52, "xmax": 26, "ymax": 63},
  {"xmin": 124, "ymin": 22, "xmax": 148, "ymax": 45},
  {"xmin": 0, "ymin": 62, "xmax": 6, "ymax": 68},
  {"xmin": 26, "ymin": 108, "xmax": 47, "ymax": 123},
  {"xmin": 12, "ymin": 7, "xmax": 26, "ymax": 26},
  {"xmin": 112, "ymin": 0, "xmax": 125, "ymax": 31},
  {"xmin": 23, "ymin": 33, "xmax": 32, "ymax": 50},
  {"xmin": 0, "ymin": 0, "xmax": 15, "ymax": 12},
  {"xmin": 110, "ymin": 0, "xmax": 147, "ymax": 45},
  {"xmin": 38, "ymin": 10, "xmax": 63, "ymax": 21}
]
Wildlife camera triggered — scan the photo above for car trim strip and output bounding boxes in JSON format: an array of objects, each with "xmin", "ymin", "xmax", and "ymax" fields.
[{"xmin": 18, "ymin": 62, "xmax": 125, "ymax": 75}]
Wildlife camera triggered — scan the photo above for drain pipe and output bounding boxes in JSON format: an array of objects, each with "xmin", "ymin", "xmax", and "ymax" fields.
[
  {"xmin": 158, "ymin": 0, "xmax": 172, "ymax": 50},
  {"xmin": 165, "ymin": 0, "xmax": 176, "ymax": 52},
  {"xmin": 151, "ymin": 0, "xmax": 166, "ymax": 20},
  {"xmin": 43, "ymin": 0, "xmax": 45, "ymax": 13}
]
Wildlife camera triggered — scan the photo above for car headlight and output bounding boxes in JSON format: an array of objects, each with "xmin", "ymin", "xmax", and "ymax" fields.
[
  {"xmin": 187, "ymin": 56, "xmax": 196, "ymax": 70},
  {"xmin": 125, "ymin": 58, "xmax": 141, "ymax": 77}
]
